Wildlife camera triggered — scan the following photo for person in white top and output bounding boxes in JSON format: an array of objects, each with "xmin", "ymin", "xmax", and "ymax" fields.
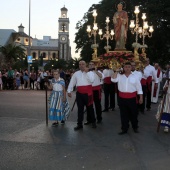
[
  {"xmin": 84, "ymin": 61, "xmax": 104, "ymax": 125},
  {"xmin": 151, "ymin": 63, "xmax": 162, "ymax": 103},
  {"xmin": 46, "ymin": 70, "xmax": 70, "ymax": 126},
  {"xmin": 137, "ymin": 65, "xmax": 150, "ymax": 114},
  {"xmin": 131, "ymin": 62, "xmax": 142, "ymax": 81},
  {"xmin": 102, "ymin": 67, "xmax": 115, "ymax": 112},
  {"xmin": 67, "ymin": 60, "xmax": 97, "ymax": 130},
  {"xmin": 111, "ymin": 62, "xmax": 143, "ymax": 135},
  {"xmin": 144, "ymin": 58, "xmax": 158, "ymax": 111}
]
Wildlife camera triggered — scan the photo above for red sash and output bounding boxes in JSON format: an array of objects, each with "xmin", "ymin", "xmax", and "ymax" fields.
[
  {"xmin": 104, "ymin": 77, "xmax": 111, "ymax": 84},
  {"xmin": 157, "ymin": 69, "xmax": 160, "ymax": 78},
  {"xmin": 146, "ymin": 76, "xmax": 152, "ymax": 91},
  {"xmin": 92, "ymin": 85, "xmax": 101, "ymax": 99},
  {"xmin": 77, "ymin": 85, "xmax": 93, "ymax": 106},
  {"xmin": 153, "ymin": 69, "xmax": 160, "ymax": 97},
  {"xmin": 141, "ymin": 78, "xmax": 146, "ymax": 85},
  {"xmin": 119, "ymin": 91, "xmax": 137, "ymax": 98}
]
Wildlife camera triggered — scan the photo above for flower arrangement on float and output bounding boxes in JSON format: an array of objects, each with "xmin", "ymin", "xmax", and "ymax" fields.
[{"xmin": 99, "ymin": 52, "xmax": 134, "ymax": 64}]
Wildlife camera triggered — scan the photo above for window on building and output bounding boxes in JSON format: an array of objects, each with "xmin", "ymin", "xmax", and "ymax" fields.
[
  {"xmin": 42, "ymin": 52, "xmax": 46, "ymax": 58},
  {"xmin": 32, "ymin": 52, "xmax": 36, "ymax": 59},
  {"xmin": 62, "ymin": 23, "xmax": 66, "ymax": 32},
  {"xmin": 52, "ymin": 53, "xmax": 56, "ymax": 59}
]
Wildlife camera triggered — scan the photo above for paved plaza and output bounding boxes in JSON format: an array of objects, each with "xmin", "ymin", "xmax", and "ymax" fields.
[{"xmin": 0, "ymin": 90, "xmax": 170, "ymax": 170}]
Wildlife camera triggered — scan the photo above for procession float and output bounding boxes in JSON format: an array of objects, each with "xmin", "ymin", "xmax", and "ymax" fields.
[{"xmin": 86, "ymin": 1, "xmax": 154, "ymax": 70}]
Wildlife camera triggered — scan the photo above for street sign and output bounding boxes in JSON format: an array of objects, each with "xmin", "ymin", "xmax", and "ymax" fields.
[{"xmin": 27, "ymin": 56, "xmax": 32, "ymax": 64}]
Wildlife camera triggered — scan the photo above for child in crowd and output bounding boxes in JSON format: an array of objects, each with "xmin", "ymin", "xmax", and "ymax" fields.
[
  {"xmin": 46, "ymin": 70, "xmax": 70, "ymax": 126},
  {"xmin": 35, "ymin": 73, "xmax": 41, "ymax": 90},
  {"xmin": 16, "ymin": 73, "xmax": 21, "ymax": 90}
]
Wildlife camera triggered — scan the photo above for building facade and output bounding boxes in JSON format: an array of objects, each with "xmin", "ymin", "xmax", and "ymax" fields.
[{"xmin": 0, "ymin": 6, "xmax": 71, "ymax": 64}]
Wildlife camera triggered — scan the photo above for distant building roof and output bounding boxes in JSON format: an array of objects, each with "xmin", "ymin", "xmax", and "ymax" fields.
[
  {"xmin": 0, "ymin": 29, "xmax": 16, "ymax": 46},
  {"xmin": 31, "ymin": 46, "xmax": 59, "ymax": 51},
  {"xmin": 61, "ymin": 6, "xmax": 68, "ymax": 11}
]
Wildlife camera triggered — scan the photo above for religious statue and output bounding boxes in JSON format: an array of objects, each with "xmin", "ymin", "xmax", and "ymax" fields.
[
  {"xmin": 92, "ymin": 48, "xmax": 98, "ymax": 60},
  {"xmin": 141, "ymin": 48, "xmax": 147, "ymax": 59},
  {"xmin": 113, "ymin": 2, "xmax": 128, "ymax": 50},
  {"xmin": 134, "ymin": 47, "xmax": 139, "ymax": 61}
]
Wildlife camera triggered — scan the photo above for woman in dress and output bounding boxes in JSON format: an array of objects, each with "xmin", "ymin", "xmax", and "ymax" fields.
[
  {"xmin": 46, "ymin": 70, "xmax": 70, "ymax": 126},
  {"xmin": 156, "ymin": 78, "xmax": 170, "ymax": 132}
]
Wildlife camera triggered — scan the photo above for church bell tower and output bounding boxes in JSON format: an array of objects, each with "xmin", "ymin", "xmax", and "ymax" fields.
[{"xmin": 58, "ymin": 6, "xmax": 70, "ymax": 61}]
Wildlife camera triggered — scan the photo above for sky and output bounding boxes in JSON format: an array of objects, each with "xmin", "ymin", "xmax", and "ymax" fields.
[{"xmin": 0, "ymin": 0, "xmax": 101, "ymax": 59}]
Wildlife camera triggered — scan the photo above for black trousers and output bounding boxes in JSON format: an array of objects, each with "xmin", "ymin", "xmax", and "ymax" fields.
[
  {"xmin": 76, "ymin": 92, "xmax": 96, "ymax": 126},
  {"xmin": 103, "ymin": 83, "xmax": 115, "ymax": 110},
  {"xmin": 30, "ymin": 78, "xmax": 35, "ymax": 89},
  {"xmin": 119, "ymin": 97, "xmax": 138, "ymax": 132},
  {"xmin": 146, "ymin": 82, "xmax": 152, "ymax": 109},
  {"xmin": 139, "ymin": 85, "xmax": 146, "ymax": 111},
  {"xmin": 40, "ymin": 79, "xmax": 44, "ymax": 90},
  {"xmin": 86, "ymin": 89, "xmax": 102, "ymax": 122}
]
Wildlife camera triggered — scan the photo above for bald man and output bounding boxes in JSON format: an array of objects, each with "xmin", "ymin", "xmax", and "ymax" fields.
[{"xmin": 67, "ymin": 60, "xmax": 97, "ymax": 130}]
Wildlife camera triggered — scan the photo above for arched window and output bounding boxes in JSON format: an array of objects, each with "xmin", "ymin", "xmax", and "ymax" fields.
[
  {"xmin": 52, "ymin": 53, "xmax": 56, "ymax": 59},
  {"xmin": 32, "ymin": 52, "xmax": 36, "ymax": 59},
  {"xmin": 42, "ymin": 52, "xmax": 46, "ymax": 58},
  {"xmin": 62, "ymin": 23, "xmax": 66, "ymax": 32}
]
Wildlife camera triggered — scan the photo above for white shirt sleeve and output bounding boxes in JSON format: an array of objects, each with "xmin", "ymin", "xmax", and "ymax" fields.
[
  {"xmin": 111, "ymin": 73, "xmax": 119, "ymax": 83},
  {"xmin": 86, "ymin": 71, "xmax": 95, "ymax": 83},
  {"xmin": 67, "ymin": 73, "xmax": 77, "ymax": 93}
]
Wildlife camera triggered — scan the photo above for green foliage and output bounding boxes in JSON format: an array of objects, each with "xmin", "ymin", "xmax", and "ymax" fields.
[
  {"xmin": 74, "ymin": 0, "xmax": 170, "ymax": 66},
  {"xmin": 0, "ymin": 44, "xmax": 26, "ymax": 67}
]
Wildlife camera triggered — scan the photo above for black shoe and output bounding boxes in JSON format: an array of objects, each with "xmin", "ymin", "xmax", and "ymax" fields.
[
  {"xmin": 61, "ymin": 120, "xmax": 65, "ymax": 125},
  {"xmin": 102, "ymin": 109, "xmax": 108, "ymax": 112},
  {"xmin": 74, "ymin": 125, "xmax": 83, "ymax": 131},
  {"xmin": 91, "ymin": 123, "xmax": 97, "ymax": 128},
  {"xmin": 118, "ymin": 131, "xmax": 127, "ymax": 135},
  {"xmin": 84, "ymin": 121, "xmax": 91, "ymax": 125},
  {"xmin": 140, "ymin": 110, "xmax": 145, "ymax": 114},
  {"xmin": 97, "ymin": 120, "xmax": 102, "ymax": 124},
  {"xmin": 52, "ymin": 122, "xmax": 58, "ymax": 127},
  {"xmin": 146, "ymin": 108, "xmax": 151, "ymax": 111},
  {"xmin": 134, "ymin": 129, "xmax": 139, "ymax": 133},
  {"xmin": 109, "ymin": 107, "xmax": 115, "ymax": 111}
]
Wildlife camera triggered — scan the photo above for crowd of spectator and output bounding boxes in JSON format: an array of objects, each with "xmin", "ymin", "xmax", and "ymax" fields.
[{"xmin": 0, "ymin": 67, "xmax": 75, "ymax": 91}]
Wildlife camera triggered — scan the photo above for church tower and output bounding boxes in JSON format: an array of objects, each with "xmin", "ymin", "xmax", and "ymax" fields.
[{"xmin": 58, "ymin": 6, "xmax": 71, "ymax": 61}]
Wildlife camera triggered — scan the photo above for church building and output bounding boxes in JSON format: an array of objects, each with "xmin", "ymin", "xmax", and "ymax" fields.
[{"xmin": 0, "ymin": 6, "xmax": 71, "ymax": 63}]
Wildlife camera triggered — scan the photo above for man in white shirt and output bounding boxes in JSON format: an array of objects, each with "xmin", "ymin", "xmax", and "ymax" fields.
[
  {"xmin": 84, "ymin": 61, "xmax": 104, "ymax": 125},
  {"xmin": 151, "ymin": 63, "xmax": 162, "ymax": 103},
  {"xmin": 111, "ymin": 62, "xmax": 143, "ymax": 135},
  {"xmin": 67, "ymin": 60, "xmax": 96, "ymax": 130},
  {"xmin": 102, "ymin": 67, "xmax": 115, "ymax": 112},
  {"xmin": 144, "ymin": 58, "xmax": 158, "ymax": 110}
]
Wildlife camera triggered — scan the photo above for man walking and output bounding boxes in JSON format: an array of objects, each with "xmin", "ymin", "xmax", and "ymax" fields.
[
  {"xmin": 111, "ymin": 62, "xmax": 143, "ymax": 134},
  {"xmin": 67, "ymin": 60, "xmax": 97, "ymax": 130}
]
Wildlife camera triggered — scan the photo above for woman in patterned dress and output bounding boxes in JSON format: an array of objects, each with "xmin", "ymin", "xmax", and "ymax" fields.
[
  {"xmin": 156, "ymin": 78, "xmax": 170, "ymax": 132},
  {"xmin": 46, "ymin": 70, "xmax": 70, "ymax": 126}
]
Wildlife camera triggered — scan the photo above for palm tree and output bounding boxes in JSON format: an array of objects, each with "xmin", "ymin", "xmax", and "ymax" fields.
[{"xmin": 0, "ymin": 44, "xmax": 26, "ymax": 67}]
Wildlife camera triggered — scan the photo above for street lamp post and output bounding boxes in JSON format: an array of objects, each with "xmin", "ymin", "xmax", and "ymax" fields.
[
  {"xmin": 28, "ymin": 0, "xmax": 31, "ymax": 75},
  {"xmin": 86, "ymin": 9, "xmax": 99, "ymax": 60},
  {"xmin": 98, "ymin": 17, "xmax": 115, "ymax": 53},
  {"xmin": 129, "ymin": 6, "xmax": 154, "ymax": 46}
]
